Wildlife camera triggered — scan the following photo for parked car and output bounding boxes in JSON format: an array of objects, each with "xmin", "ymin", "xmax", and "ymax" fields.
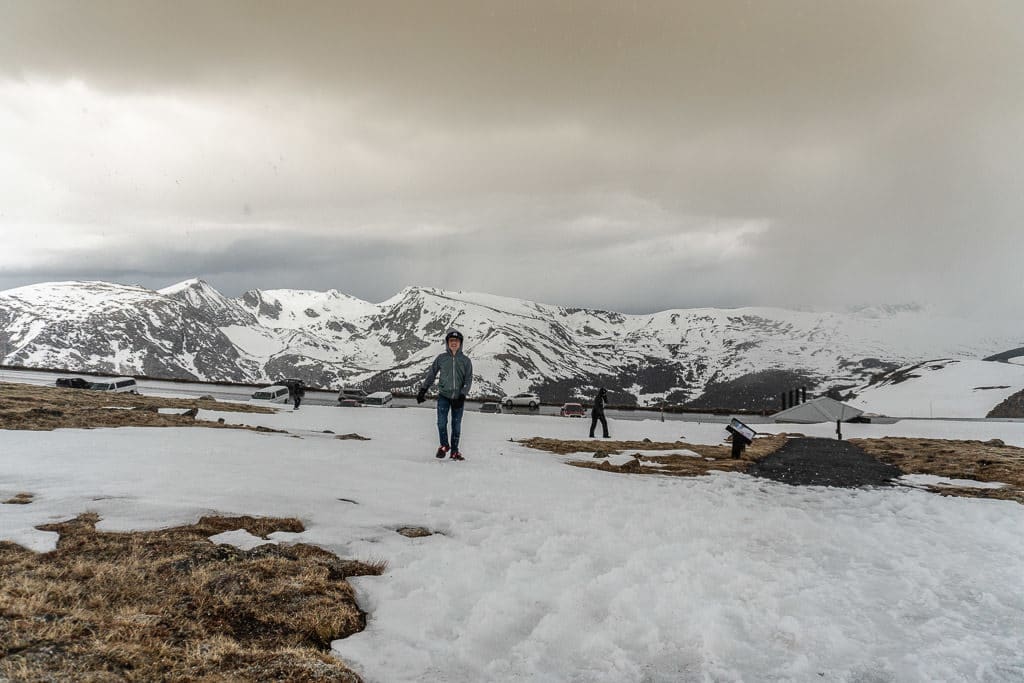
[
  {"xmin": 338, "ymin": 398, "xmax": 362, "ymax": 408},
  {"xmin": 250, "ymin": 385, "xmax": 291, "ymax": 403},
  {"xmin": 480, "ymin": 402, "xmax": 502, "ymax": 414},
  {"xmin": 89, "ymin": 377, "xmax": 139, "ymax": 394},
  {"xmin": 338, "ymin": 387, "xmax": 369, "ymax": 403},
  {"xmin": 503, "ymin": 392, "xmax": 540, "ymax": 410},
  {"xmin": 56, "ymin": 377, "xmax": 92, "ymax": 389},
  {"xmin": 560, "ymin": 402, "xmax": 586, "ymax": 417},
  {"xmin": 363, "ymin": 391, "xmax": 393, "ymax": 407}
]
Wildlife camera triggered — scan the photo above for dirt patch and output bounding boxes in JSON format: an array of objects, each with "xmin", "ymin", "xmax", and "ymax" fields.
[
  {"xmin": 0, "ymin": 513, "xmax": 385, "ymax": 681},
  {"xmin": 851, "ymin": 437, "xmax": 1024, "ymax": 504},
  {"xmin": 0, "ymin": 382, "xmax": 279, "ymax": 433},
  {"xmin": 518, "ymin": 435, "xmax": 787, "ymax": 477}
]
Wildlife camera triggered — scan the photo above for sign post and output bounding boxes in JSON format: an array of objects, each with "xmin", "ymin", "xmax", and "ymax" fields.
[{"xmin": 725, "ymin": 417, "xmax": 756, "ymax": 459}]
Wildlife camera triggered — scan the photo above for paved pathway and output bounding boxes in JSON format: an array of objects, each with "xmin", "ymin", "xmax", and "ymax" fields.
[{"xmin": 749, "ymin": 437, "xmax": 901, "ymax": 488}]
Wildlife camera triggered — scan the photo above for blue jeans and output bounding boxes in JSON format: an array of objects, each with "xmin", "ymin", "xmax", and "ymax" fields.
[{"xmin": 436, "ymin": 395, "xmax": 465, "ymax": 452}]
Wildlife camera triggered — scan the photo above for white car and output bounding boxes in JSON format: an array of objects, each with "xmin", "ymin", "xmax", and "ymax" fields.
[
  {"xmin": 503, "ymin": 392, "xmax": 541, "ymax": 410},
  {"xmin": 250, "ymin": 385, "xmax": 291, "ymax": 403},
  {"xmin": 362, "ymin": 391, "xmax": 394, "ymax": 407},
  {"xmin": 89, "ymin": 377, "xmax": 139, "ymax": 394}
]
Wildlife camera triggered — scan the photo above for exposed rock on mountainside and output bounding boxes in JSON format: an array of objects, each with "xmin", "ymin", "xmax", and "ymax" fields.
[{"xmin": 988, "ymin": 388, "xmax": 1024, "ymax": 418}]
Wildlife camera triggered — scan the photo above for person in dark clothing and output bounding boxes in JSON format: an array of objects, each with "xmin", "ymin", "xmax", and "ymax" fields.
[
  {"xmin": 291, "ymin": 383, "xmax": 305, "ymax": 410},
  {"xmin": 589, "ymin": 387, "xmax": 610, "ymax": 438},
  {"xmin": 417, "ymin": 328, "xmax": 473, "ymax": 460}
]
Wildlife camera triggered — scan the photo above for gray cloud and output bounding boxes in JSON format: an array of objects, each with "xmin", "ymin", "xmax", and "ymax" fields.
[{"xmin": 1, "ymin": 1, "xmax": 1022, "ymax": 319}]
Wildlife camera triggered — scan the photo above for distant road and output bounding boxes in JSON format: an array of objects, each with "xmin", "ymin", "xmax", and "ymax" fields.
[{"xmin": 0, "ymin": 366, "xmax": 761, "ymax": 424}]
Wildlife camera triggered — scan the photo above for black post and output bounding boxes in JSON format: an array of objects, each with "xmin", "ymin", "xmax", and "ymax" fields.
[
  {"xmin": 836, "ymin": 419, "xmax": 842, "ymax": 440},
  {"xmin": 789, "ymin": 389, "xmax": 796, "ymax": 408},
  {"xmin": 781, "ymin": 392, "xmax": 787, "ymax": 410},
  {"xmin": 801, "ymin": 386, "xmax": 807, "ymax": 403}
]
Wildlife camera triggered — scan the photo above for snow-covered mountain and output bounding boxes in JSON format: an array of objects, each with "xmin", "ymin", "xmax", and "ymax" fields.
[
  {"xmin": 0, "ymin": 281, "xmax": 258, "ymax": 381},
  {"xmin": 2, "ymin": 278, "xmax": 1022, "ymax": 410}
]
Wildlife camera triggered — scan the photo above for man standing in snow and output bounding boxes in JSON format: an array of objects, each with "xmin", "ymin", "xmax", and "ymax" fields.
[
  {"xmin": 417, "ymin": 329, "xmax": 473, "ymax": 460},
  {"xmin": 589, "ymin": 387, "xmax": 610, "ymax": 438}
]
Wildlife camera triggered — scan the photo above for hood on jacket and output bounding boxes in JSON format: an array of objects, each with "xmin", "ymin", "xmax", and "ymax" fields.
[{"xmin": 444, "ymin": 328, "xmax": 464, "ymax": 346}]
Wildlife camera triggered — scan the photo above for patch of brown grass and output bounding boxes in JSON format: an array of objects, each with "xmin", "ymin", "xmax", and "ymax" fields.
[
  {"xmin": 0, "ymin": 382, "xmax": 279, "ymax": 433},
  {"xmin": 2, "ymin": 492, "xmax": 34, "ymax": 505},
  {"xmin": 335, "ymin": 433, "xmax": 371, "ymax": 441},
  {"xmin": 0, "ymin": 513, "xmax": 385, "ymax": 681},
  {"xmin": 851, "ymin": 437, "xmax": 1024, "ymax": 504},
  {"xmin": 518, "ymin": 435, "xmax": 787, "ymax": 477},
  {"xmin": 522, "ymin": 434, "xmax": 1024, "ymax": 503}
]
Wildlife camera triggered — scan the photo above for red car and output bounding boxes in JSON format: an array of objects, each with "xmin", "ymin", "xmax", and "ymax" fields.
[{"xmin": 559, "ymin": 402, "xmax": 586, "ymax": 418}]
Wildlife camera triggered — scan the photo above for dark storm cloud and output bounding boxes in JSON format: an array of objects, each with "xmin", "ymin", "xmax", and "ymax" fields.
[{"xmin": 1, "ymin": 1, "xmax": 1022, "ymax": 317}]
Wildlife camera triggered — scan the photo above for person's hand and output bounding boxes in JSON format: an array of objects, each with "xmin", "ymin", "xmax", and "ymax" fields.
[
  {"xmin": 416, "ymin": 387, "xmax": 427, "ymax": 404},
  {"xmin": 451, "ymin": 394, "xmax": 466, "ymax": 409}
]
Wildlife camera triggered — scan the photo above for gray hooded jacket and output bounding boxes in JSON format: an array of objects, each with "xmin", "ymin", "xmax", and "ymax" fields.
[{"xmin": 421, "ymin": 329, "xmax": 473, "ymax": 400}]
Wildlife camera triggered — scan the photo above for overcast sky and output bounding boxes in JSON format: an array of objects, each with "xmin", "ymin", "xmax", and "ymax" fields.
[{"xmin": 1, "ymin": 1, "xmax": 1022, "ymax": 316}]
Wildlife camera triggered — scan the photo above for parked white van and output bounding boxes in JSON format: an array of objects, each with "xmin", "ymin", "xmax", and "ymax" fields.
[
  {"xmin": 363, "ymin": 391, "xmax": 393, "ymax": 407},
  {"xmin": 250, "ymin": 385, "xmax": 291, "ymax": 403},
  {"xmin": 89, "ymin": 377, "xmax": 138, "ymax": 394}
]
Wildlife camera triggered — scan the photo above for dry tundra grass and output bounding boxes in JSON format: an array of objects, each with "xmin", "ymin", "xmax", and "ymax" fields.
[
  {"xmin": 0, "ymin": 382, "xmax": 277, "ymax": 432},
  {"xmin": 520, "ymin": 434, "xmax": 1024, "ymax": 504},
  {"xmin": 518, "ymin": 434, "xmax": 788, "ymax": 476},
  {"xmin": 851, "ymin": 437, "xmax": 1024, "ymax": 504},
  {"xmin": 2, "ymin": 492, "xmax": 34, "ymax": 505},
  {"xmin": 0, "ymin": 514, "xmax": 385, "ymax": 682}
]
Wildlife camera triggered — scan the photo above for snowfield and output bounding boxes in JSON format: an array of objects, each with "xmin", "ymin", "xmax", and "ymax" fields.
[
  {"xmin": 849, "ymin": 358, "xmax": 1024, "ymax": 419},
  {"xmin": 2, "ymin": 405, "xmax": 1023, "ymax": 682}
]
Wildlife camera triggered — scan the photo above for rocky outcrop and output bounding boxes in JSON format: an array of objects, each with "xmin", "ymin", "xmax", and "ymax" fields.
[{"xmin": 987, "ymin": 388, "xmax": 1024, "ymax": 418}]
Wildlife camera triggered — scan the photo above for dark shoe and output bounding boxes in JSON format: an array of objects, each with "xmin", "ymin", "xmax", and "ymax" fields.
[
  {"xmin": 450, "ymin": 451, "xmax": 465, "ymax": 461},
  {"xmin": 435, "ymin": 445, "xmax": 449, "ymax": 459},
  {"xmin": 603, "ymin": 435, "xmax": 611, "ymax": 438}
]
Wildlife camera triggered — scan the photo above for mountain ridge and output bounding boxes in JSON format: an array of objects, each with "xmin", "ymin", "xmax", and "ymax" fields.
[{"xmin": 2, "ymin": 278, "xmax": 1021, "ymax": 410}]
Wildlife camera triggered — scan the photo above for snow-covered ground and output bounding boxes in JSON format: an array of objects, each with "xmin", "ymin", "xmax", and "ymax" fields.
[
  {"xmin": 850, "ymin": 359, "xmax": 1024, "ymax": 418},
  {"xmin": 2, "ymin": 406, "xmax": 1023, "ymax": 682}
]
